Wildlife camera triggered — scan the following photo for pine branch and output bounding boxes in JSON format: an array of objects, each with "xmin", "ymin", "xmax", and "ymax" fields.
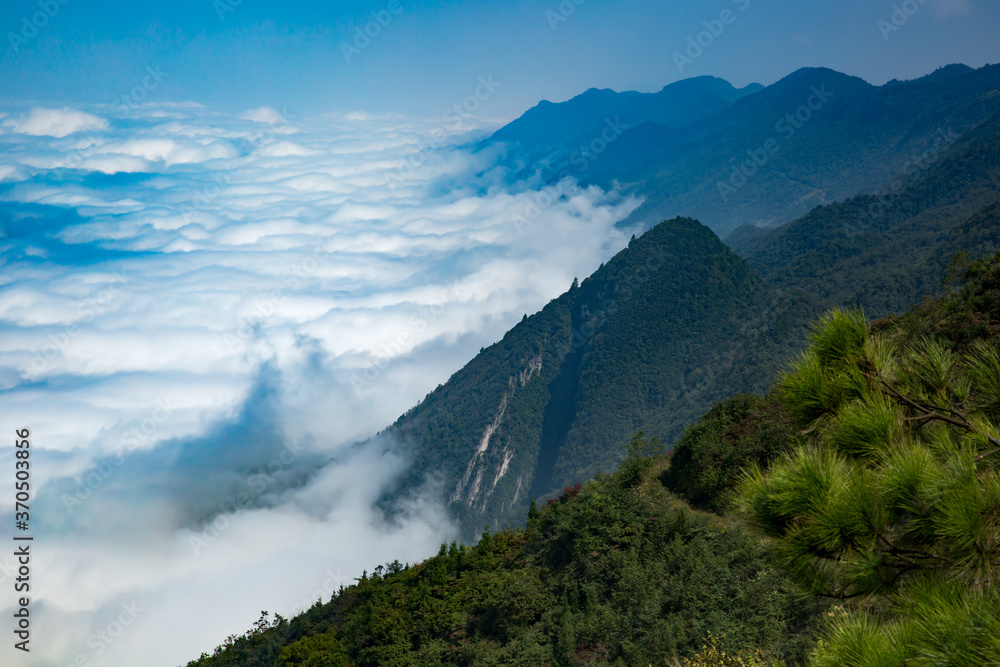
[{"xmin": 869, "ymin": 371, "xmax": 1000, "ymax": 453}]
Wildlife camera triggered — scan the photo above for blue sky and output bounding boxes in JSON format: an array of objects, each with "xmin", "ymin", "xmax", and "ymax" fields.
[{"xmin": 2, "ymin": 0, "xmax": 999, "ymax": 118}]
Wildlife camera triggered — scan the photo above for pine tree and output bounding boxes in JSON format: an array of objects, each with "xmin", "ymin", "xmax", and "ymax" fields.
[
  {"xmin": 527, "ymin": 499, "xmax": 539, "ymax": 522},
  {"xmin": 739, "ymin": 307, "xmax": 1000, "ymax": 665}
]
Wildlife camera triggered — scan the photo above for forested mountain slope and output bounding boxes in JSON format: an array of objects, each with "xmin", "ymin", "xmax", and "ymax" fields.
[
  {"xmin": 730, "ymin": 110, "xmax": 1000, "ymax": 317},
  {"xmin": 381, "ymin": 219, "xmax": 815, "ymax": 538}
]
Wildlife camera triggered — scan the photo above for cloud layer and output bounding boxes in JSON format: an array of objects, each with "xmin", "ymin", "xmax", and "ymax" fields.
[
  {"xmin": 2, "ymin": 107, "xmax": 111, "ymax": 138},
  {"xmin": 0, "ymin": 103, "xmax": 639, "ymax": 666}
]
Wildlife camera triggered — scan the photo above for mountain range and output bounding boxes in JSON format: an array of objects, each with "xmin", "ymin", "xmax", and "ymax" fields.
[
  {"xmin": 379, "ymin": 63, "xmax": 1000, "ymax": 539},
  {"xmin": 490, "ymin": 63, "xmax": 1000, "ymax": 238},
  {"xmin": 189, "ymin": 61, "xmax": 1000, "ymax": 665}
]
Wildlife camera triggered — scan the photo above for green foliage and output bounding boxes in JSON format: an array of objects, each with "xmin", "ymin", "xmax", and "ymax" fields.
[
  {"xmin": 663, "ymin": 394, "xmax": 796, "ymax": 513},
  {"xmin": 739, "ymin": 276, "xmax": 1000, "ymax": 663},
  {"xmin": 880, "ymin": 249, "xmax": 1000, "ymax": 352},
  {"xmin": 187, "ymin": 450, "xmax": 825, "ymax": 666},
  {"xmin": 779, "ymin": 308, "xmax": 869, "ymax": 429},
  {"xmin": 552, "ymin": 217, "xmax": 785, "ymax": 489},
  {"xmin": 276, "ymin": 634, "xmax": 351, "ymax": 666},
  {"xmin": 617, "ymin": 431, "xmax": 665, "ymax": 487},
  {"xmin": 184, "ymin": 611, "xmax": 288, "ymax": 667},
  {"xmin": 680, "ymin": 633, "xmax": 778, "ymax": 667}
]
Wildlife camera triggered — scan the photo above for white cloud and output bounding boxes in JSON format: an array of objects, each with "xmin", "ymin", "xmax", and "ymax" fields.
[
  {"xmin": 3, "ymin": 107, "xmax": 110, "ymax": 137},
  {"xmin": 0, "ymin": 163, "xmax": 24, "ymax": 182},
  {"xmin": 239, "ymin": 106, "xmax": 288, "ymax": 124},
  {"xmin": 105, "ymin": 138, "xmax": 239, "ymax": 165},
  {"xmin": 0, "ymin": 104, "xmax": 641, "ymax": 667},
  {"xmin": 78, "ymin": 154, "xmax": 155, "ymax": 174},
  {"xmin": 260, "ymin": 141, "xmax": 317, "ymax": 157}
]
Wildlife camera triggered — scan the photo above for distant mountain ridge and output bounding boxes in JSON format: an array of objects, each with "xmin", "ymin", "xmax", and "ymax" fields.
[
  {"xmin": 489, "ymin": 63, "xmax": 1000, "ymax": 238},
  {"xmin": 491, "ymin": 76, "xmax": 762, "ymax": 150}
]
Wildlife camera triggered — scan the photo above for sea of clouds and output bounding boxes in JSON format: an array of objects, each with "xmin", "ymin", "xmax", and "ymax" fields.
[{"xmin": 0, "ymin": 102, "xmax": 640, "ymax": 666}]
